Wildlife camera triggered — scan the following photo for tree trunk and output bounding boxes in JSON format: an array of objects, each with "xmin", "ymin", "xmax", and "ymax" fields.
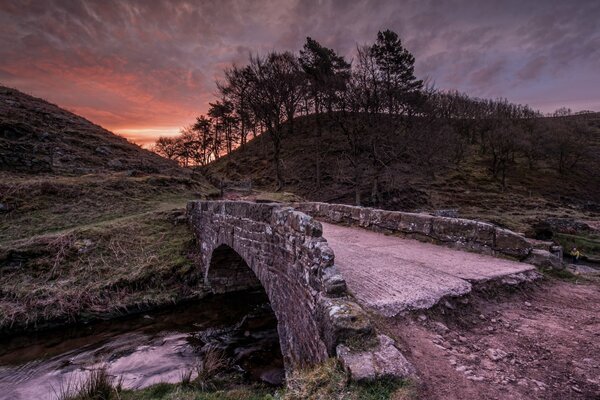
[
  {"xmin": 315, "ymin": 102, "xmax": 322, "ymax": 189},
  {"xmin": 272, "ymin": 131, "xmax": 284, "ymax": 191}
]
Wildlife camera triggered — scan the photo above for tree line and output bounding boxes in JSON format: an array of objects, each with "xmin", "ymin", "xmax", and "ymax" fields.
[{"xmin": 153, "ymin": 30, "xmax": 594, "ymax": 203}]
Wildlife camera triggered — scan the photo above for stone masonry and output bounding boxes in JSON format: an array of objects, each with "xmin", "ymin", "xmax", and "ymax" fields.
[
  {"xmin": 187, "ymin": 200, "xmax": 411, "ymax": 379},
  {"xmin": 291, "ymin": 202, "xmax": 562, "ymax": 268}
]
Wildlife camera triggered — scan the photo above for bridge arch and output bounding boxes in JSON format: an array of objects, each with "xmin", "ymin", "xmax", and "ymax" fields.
[{"xmin": 187, "ymin": 200, "xmax": 369, "ymax": 371}]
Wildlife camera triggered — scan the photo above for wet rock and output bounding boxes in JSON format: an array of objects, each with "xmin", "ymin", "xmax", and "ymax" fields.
[{"xmin": 337, "ymin": 335, "xmax": 414, "ymax": 382}]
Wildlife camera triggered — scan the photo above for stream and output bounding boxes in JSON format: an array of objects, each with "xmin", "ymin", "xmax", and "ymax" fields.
[{"xmin": 0, "ymin": 290, "xmax": 284, "ymax": 400}]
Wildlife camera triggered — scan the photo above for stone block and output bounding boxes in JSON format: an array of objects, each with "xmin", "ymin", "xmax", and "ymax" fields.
[
  {"xmin": 494, "ymin": 228, "xmax": 532, "ymax": 259},
  {"xmin": 398, "ymin": 213, "xmax": 433, "ymax": 235},
  {"xmin": 524, "ymin": 249, "xmax": 563, "ymax": 270},
  {"xmin": 431, "ymin": 217, "xmax": 477, "ymax": 242},
  {"xmin": 318, "ymin": 297, "xmax": 374, "ymax": 353},
  {"xmin": 375, "ymin": 211, "xmax": 403, "ymax": 231},
  {"xmin": 337, "ymin": 335, "xmax": 414, "ymax": 382}
]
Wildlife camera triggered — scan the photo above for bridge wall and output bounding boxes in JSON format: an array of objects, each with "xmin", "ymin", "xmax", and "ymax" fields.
[
  {"xmin": 292, "ymin": 202, "xmax": 534, "ymax": 260},
  {"xmin": 186, "ymin": 200, "xmax": 374, "ymax": 371}
]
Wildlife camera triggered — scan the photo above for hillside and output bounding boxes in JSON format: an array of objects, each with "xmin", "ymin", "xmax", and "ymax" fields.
[
  {"xmin": 206, "ymin": 113, "xmax": 600, "ymax": 254},
  {"xmin": 0, "ymin": 87, "xmax": 218, "ymax": 334},
  {"xmin": 0, "ymin": 86, "xmax": 180, "ymax": 175}
]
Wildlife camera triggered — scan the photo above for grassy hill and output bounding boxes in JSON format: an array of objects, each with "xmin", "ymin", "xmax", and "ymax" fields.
[
  {"xmin": 0, "ymin": 87, "xmax": 218, "ymax": 334},
  {"xmin": 206, "ymin": 113, "xmax": 600, "ymax": 254}
]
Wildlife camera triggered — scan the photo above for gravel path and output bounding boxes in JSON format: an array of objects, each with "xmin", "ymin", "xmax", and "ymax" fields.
[{"xmin": 322, "ymin": 222, "xmax": 538, "ymax": 316}]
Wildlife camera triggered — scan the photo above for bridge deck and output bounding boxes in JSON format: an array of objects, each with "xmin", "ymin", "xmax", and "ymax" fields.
[{"xmin": 322, "ymin": 222, "xmax": 538, "ymax": 317}]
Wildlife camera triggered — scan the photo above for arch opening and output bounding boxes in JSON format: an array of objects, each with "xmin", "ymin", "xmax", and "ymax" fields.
[
  {"xmin": 205, "ymin": 244, "xmax": 285, "ymax": 384},
  {"xmin": 207, "ymin": 244, "xmax": 263, "ymax": 294}
]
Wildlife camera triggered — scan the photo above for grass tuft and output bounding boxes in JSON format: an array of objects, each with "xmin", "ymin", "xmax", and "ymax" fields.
[{"xmin": 54, "ymin": 366, "xmax": 120, "ymax": 400}]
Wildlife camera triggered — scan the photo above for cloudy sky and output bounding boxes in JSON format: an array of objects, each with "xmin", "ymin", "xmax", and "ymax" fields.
[{"xmin": 1, "ymin": 0, "xmax": 599, "ymax": 146}]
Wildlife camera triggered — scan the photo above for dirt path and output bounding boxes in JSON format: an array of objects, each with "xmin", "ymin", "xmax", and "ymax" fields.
[
  {"xmin": 384, "ymin": 279, "xmax": 600, "ymax": 399},
  {"xmin": 321, "ymin": 222, "xmax": 538, "ymax": 316}
]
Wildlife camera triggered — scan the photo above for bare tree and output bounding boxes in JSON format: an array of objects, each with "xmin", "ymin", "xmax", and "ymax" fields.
[{"xmin": 245, "ymin": 52, "xmax": 304, "ymax": 191}]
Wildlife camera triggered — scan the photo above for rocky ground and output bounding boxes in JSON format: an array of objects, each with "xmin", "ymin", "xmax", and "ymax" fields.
[{"xmin": 387, "ymin": 277, "xmax": 600, "ymax": 400}]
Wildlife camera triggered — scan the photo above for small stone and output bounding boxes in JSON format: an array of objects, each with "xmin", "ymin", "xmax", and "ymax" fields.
[
  {"xmin": 418, "ymin": 314, "xmax": 427, "ymax": 322},
  {"xmin": 433, "ymin": 321, "xmax": 450, "ymax": 334},
  {"xmin": 479, "ymin": 314, "xmax": 486, "ymax": 320},
  {"xmin": 485, "ymin": 348, "xmax": 508, "ymax": 361},
  {"xmin": 456, "ymin": 365, "xmax": 467, "ymax": 372},
  {"xmin": 468, "ymin": 375, "xmax": 485, "ymax": 381},
  {"xmin": 571, "ymin": 385, "xmax": 582, "ymax": 393},
  {"xmin": 458, "ymin": 336, "xmax": 467, "ymax": 342},
  {"xmin": 524, "ymin": 301, "xmax": 532, "ymax": 307}
]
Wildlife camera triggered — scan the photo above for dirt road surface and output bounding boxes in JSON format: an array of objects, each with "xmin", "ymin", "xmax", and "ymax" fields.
[{"xmin": 385, "ymin": 279, "xmax": 600, "ymax": 399}]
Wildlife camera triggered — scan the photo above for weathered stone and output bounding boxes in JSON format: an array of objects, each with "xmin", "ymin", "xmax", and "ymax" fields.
[
  {"xmin": 321, "ymin": 266, "xmax": 347, "ymax": 296},
  {"xmin": 186, "ymin": 200, "xmax": 406, "ymax": 378},
  {"xmin": 318, "ymin": 297, "xmax": 374, "ymax": 353},
  {"xmin": 494, "ymin": 228, "xmax": 532, "ymax": 259},
  {"xmin": 188, "ymin": 201, "xmax": 339, "ymax": 370},
  {"xmin": 337, "ymin": 335, "xmax": 414, "ymax": 381},
  {"xmin": 431, "ymin": 217, "xmax": 478, "ymax": 242},
  {"xmin": 525, "ymin": 249, "xmax": 563, "ymax": 270},
  {"xmin": 398, "ymin": 213, "xmax": 433, "ymax": 235},
  {"xmin": 290, "ymin": 202, "xmax": 532, "ymax": 260}
]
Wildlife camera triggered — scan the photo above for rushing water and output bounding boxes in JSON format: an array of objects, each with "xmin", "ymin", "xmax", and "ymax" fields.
[{"xmin": 0, "ymin": 290, "xmax": 284, "ymax": 400}]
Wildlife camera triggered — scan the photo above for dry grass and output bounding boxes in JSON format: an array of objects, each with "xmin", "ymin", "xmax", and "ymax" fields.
[
  {"xmin": 54, "ymin": 366, "xmax": 121, "ymax": 400},
  {"xmin": 0, "ymin": 208, "xmax": 207, "ymax": 333},
  {"xmin": 0, "ymin": 172, "xmax": 217, "ymax": 242}
]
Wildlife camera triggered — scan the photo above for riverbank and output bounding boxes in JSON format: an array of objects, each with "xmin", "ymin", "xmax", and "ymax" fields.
[
  {"xmin": 0, "ymin": 171, "xmax": 219, "ymax": 335},
  {"xmin": 52, "ymin": 360, "xmax": 412, "ymax": 400}
]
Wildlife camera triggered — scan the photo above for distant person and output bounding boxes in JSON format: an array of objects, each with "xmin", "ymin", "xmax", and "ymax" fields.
[{"xmin": 570, "ymin": 247, "xmax": 581, "ymax": 264}]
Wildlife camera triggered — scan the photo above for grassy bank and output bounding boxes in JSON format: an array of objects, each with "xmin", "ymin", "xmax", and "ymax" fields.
[
  {"xmin": 57, "ymin": 360, "xmax": 414, "ymax": 400},
  {"xmin": 0, "ymin": 172, "xmax": 218, "ymax": 334}
]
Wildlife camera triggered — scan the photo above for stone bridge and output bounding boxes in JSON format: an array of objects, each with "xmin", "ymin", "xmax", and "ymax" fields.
[{"xmin": 187, "ymin": 200, "xmax": 558, "ymax": 379}]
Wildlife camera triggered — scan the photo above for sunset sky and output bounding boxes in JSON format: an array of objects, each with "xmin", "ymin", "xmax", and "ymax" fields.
[{"xmin": 1, "ymin": 0, "xmax": 599, "ymax": 147}]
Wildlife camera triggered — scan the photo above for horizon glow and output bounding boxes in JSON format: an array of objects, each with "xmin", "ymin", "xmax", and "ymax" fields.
[{"xmin": 1, "ymin": 0, "xmax": 599, "ymax": 146}]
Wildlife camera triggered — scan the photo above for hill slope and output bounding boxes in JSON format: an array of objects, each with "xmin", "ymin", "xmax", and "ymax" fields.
[
  {"xmin": 206, "ymin": 113, "xmax": 600, "ymax": 237},
  {"xmin": 0, "ymin": 87, "xmax": 217, "ymax": 334},
  {"xmin": 0, "ymin": 86, "xmax": 179, "ymax": 175}
]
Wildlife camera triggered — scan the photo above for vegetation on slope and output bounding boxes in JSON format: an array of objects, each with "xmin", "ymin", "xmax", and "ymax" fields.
[
  {"xmin": 205, "ymin": 112, "xmax": 600, "ymax": 233},
  {"xmin": 0, "ymin": 87, "xmax": 218, "ymax": 334},
  {"xmin": 0, "ymin": 85, "xmax": 179, "ymax": 174}
]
